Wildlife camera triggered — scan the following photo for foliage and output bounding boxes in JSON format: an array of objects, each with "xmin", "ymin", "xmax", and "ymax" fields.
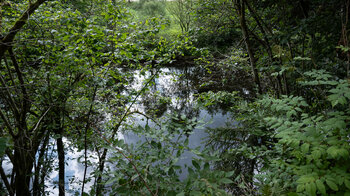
[
  {"xmin": 0, "ymin": 0, "xmax": 236, "ymax": 195},
  {"xmin": 258, "ymin": 73, "xmax": 350, "ymax": 195},
  {"xmin": 191, "ymin": 0, "xmax": 240, "ymax": 52},
  {"xmin": 167, "ymin": 0, "xmax": 194, "ymax": 33},
  {"xmin": 0, "ymin": 0, "xmax": 349, "ymax": 195},
  {"xmin": 142, "ymin": 0, "xmax": 167, "ymax": 18},
  {"xmin": 99, "ymin": 112, "xmax": 232, "ymax": 195}
]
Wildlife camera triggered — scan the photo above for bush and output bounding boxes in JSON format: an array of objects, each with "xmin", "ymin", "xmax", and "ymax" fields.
[{"xmin": 142, "ymin": 1, "xmax": 166, "ymax": 17}]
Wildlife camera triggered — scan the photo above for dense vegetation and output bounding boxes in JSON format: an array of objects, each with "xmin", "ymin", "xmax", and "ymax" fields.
[{"xmin": 0, "ymin": 0, "xmax": 349, "ymax": 195}]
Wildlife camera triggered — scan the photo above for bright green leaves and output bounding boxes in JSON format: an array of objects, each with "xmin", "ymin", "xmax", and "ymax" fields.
[
  {"xmin": 311, "ymin": 149, "xmax": 323, "ymax": 160},
  {"xmin": 328, "ymin": 79, "xmax": 350, "ymax": 107},
  {"xmin": 297, "ymin": 175, "xmax": 316, "ymax": 184},
  {"xmin": 326, "ymin": 179, "xmax": 338, "ymax": 191},
  {"xmin": 296, "ymin": 173, "xmax": 350, "ymax": 195},
  {"xmin": 259, "ymin": 73, "xmax": 350, "ymax": 195},
  {"xmin": 260, "ymin": 95, "xmax": 308, "ymax": 119},
  {"xmin": 299, "ymin": 69, "xmax": 338, "ymax": 86},
  {"xmin": 301, "ymin": 143, "xmax": 310, "ymax": 154},
  {"xmin": 196, "ymin": 91, "xmax": 239, "ymax": 108},
  {"xmin": 327, "ymin": 146, "xmax": 349, "ymax": 159},
  {"xmin": 296, "ymin": 175, "xmax": 321, "ymax": 196},
  {"xmin": 305, "ymin": 182, "xmax": 317, "ymax": 196},
  {"xmin": 315, "ymin": 179, "xmax": 326, "ymax": 195}
]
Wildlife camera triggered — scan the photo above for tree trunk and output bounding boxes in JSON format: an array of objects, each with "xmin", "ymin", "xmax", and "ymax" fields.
[
  {"xmin": 13, "ymin": 138, "xmax": 35, "ymax": 196},
  {"xmin": 236, "ymin": 0, "xmax": 262, "ymax": 94},
  {"xmin": 0, "ymin": 164, "xmax": 14, "ymax": 196},
  {"xmin": 96, "ymin": 149, "xmax": 108, "ymax": 196},
  {"xmin": 57, "ymin": 135, "xmax": 65, "ymax": 196},
  {"xmin": 33, "ymin": 131, "xmax": 50, "ymax": 196}
]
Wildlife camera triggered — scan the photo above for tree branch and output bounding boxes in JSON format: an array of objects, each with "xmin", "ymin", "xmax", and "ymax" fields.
[
  {"xmin": 0, "ymin": 73, "xmax": 20, "ymax": 118},
  {"xmin": 0, "ymin": 0, "xmax": 47, "ymax": 59},
  {"xmin": 0, "ymin": 164, "xmax": 14, "ymax": 196},
  {"xmin": 0, "ymin": 104, "xmax": 16, "ymax": 138}
]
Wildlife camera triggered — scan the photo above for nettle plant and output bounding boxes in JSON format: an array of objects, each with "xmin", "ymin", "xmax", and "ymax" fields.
[{"xmin": 259, "ymin": 70, "xmax": 350, "ymax": 195}]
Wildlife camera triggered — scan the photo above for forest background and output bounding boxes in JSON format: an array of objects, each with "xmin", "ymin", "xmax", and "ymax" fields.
[{"xmin": 0, "ymin": 0, "xmax": 349, "ymax": 195}]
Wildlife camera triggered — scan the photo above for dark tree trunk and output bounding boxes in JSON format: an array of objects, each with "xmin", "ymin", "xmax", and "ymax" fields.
[
  {"xmin": 13, "ymin": 138, "xmax": 35, "ymax": 196},
  {"xmin": 33, "ymin": 132, "xmax": 50, "ymax": 196},
  {"xmin": 236, "ymin": 0, "xmax": 262, "ymax": 94},
  {"xmin": 0, "ymin": 164, "xmax": 14, "ymax": 196},
  {"xmin": 57, "ymin": 135, "xmax": 65, "ymax": 196},
  {"xmin": 96, "ymin": 149, "xmax": 108, "ymax": 196}
]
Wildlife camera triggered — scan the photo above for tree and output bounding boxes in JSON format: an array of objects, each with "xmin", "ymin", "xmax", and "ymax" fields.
[
  {"xmin": 0, "ymin": 1, "xmax": 49, "ymax": 195},
  {"xmin": 191, "ymin": 0, "xmax": 350, "ymax": 195},
  {"xmin": 167, "ymin": 0, "xmax": 193, "ymax": 33}
]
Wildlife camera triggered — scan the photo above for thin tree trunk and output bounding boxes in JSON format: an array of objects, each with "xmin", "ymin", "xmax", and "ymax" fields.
[
  {"xmin": 33, "ymin": 132, "xmax": 50, "ymax": 196},
  {"xmin": 0, "ymin": 164, "xmax": 14, "ymax": 196},
  {"xmin": 236, "ymin": 0, "xmax": 262, "ymax": 94},
  {"xmin": 96, "ymin": 149, "xmax": 108, "ymax": 196},
  {"xmin": 57, "ymin": 135, "xmax": 65, "ymax": 196},
  {"xmin": 82, "ymin": 86, "xmax": 97, "ymax": 196}
]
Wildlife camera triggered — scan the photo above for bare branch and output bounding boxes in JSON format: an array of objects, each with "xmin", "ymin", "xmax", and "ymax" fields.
[
  {"xmin": 0, "ymin": 164, "xmax": 14, "ymax": 196},
  {"xmin": 31, "ymin": 107, "xmax": 51, "ymax": 133},
  {"xmin": 0, "ymin": 73, "xmax": 20, "ymax": 117},
  {"xmin": 0, "ymin": 107, "xmax": 15, "ymax": 137}
]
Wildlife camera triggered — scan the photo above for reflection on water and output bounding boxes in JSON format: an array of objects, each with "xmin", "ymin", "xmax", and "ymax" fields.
[
  {"xmin": 2, "ymin": 65, "xmax": 240, "ymax": 194},
  {"xmin": 122, "ymin": 66, "xmax": 235, "ymax": 179}
]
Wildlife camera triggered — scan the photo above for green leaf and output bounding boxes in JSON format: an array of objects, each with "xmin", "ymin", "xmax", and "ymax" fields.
[
  {"xmin": 297, "ymin": 175, "xmax": 315, "ymax": 184},
  {"xmin": 312, "ymin": 150, "xmax": 322, "ymax": 160},
  {"xmin": 301, "ymin": 143, "xmax": 310, "ymax": 153},
  {"xmin": 316, "ymin": 179, "xmax": 326, "ymax": 195},
  {"xmin": 188, "ymin": 167, "xmax": 194, "ymax": 176},
  {"xmin": 225, "ymin": 171, "xmax": 235, "ymax": 178},
  {"xmin": 192, "ymin": 160, "xmax": 200, "ymax": 170},
  {"xmin": 310, "ymin": 182, "xmax": 317, "ymax": 195},
  {"xmin": 327, "ymin": 146, "xmax": 339, "ymax": 158},
  {"xmin": 305, "ymin": 182, "xmax": 316, "ymax": 196},
  {"xmin": 176, "ymin": 192, "xmax": 185, "ymax": 196},
  {"xmin": 297, "ymin": 184, "xmax": 305, "ymax": 192},
  {"xmin": 220, "ymin": 178, "xmax": 233, "ymax": 184},
  {"xmin": 339, "ymin": 148, "xmax": 349, "ymax": 159},
  {"xmin": 345, "ymin": 179, "xmax": 350, "ymax": 189},
  {"xmin": 326, "ymin": 179, "xmax": 338, "ymax": 191}
]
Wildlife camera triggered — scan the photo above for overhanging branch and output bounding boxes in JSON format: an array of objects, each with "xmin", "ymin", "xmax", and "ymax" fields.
[{"xmin": 0, "ymin": 0, "xmax": 47, "ymax": 59}]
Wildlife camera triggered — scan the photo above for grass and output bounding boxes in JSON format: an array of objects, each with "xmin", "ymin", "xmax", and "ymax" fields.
[{"xmin": 125, "ymin": 1, "xmax": 182, "ymax": 40}]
